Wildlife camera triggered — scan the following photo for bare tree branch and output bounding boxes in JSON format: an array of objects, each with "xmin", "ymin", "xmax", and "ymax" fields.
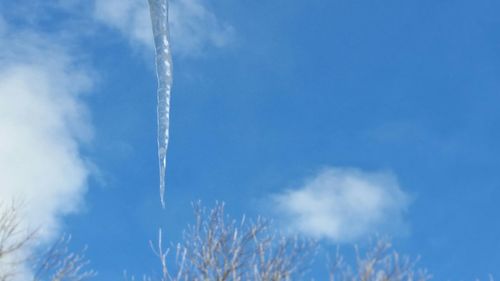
[{"xmin": 0, "ymin": 202, "xmax": 95, "ymax": 281}]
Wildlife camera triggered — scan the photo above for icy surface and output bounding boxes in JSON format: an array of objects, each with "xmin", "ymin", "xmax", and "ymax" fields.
[{"xmin": 148, "ymin": 0, "xmax": 173, "ymax": 207}]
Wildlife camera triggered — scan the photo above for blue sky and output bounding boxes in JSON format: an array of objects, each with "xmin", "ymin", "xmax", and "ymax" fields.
[{"xmin": 1, "ymin": 0, "xmax": 500, "ymax": 280}]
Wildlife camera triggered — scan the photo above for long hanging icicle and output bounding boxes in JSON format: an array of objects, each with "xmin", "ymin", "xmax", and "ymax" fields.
[{"xmin": 148, "ymin": 0, "xmax": 173, "ymax": 207}]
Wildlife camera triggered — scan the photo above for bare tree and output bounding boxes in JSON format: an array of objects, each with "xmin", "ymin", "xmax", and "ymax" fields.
[
  {"xmin": 33, "ymin": 235, "xmax": 96, "ymax": 281},
  {"xmin": 136, "ymin": 203, "xmax": 438, "ymax": 281},
  {"xmin": 143, "ymin": 202, "xmax": 315, "ymax": 281},
  {"xmin": 0, "ymin": 202, "xmax": 95, "ymax": 281},
  {"xmin": 328, "ymin": 239, "xmax": 431, "ymax": 281},
  {"xmin": 0, "ymin": 202, "xmax": 35, "ymax": 281}
]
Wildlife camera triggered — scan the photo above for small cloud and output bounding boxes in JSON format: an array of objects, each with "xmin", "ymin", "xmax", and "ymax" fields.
[
  {"xmin": 93, "ymin": 0, "xmax": 152, "ymax": 47},
  {"xmin": 169, "ymin": 0, "xmax": 234, "ymax": 56},
  {"xmin": 270, "ymin": 167, "xmax": 411, "ymax": 242},
  {"xmin": 92, "ymin": 0, "xmax": 234, "ymax": 56}
]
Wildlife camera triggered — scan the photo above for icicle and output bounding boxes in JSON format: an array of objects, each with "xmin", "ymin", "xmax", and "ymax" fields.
[{"xmin": 148, "ymin": 0, "xmax": 173, "ymax": 207}]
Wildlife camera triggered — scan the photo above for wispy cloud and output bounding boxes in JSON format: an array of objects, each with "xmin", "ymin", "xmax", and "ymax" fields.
[
  {"xmin": 92, "ymin": 0, "xmax": 234, "ymax": 56},
  {"xmin": 270, "ymin": 167, "xmax": 411, "ymax": 242},
  {"xmin": 0, "ymin": 16, "xmax": 93, "ymax": 278}
]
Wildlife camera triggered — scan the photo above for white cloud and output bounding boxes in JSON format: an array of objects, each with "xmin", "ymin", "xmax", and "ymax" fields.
[
  {"xmin": 0, "ymin": 17, "xmax": 93, "ymax": 279},
  {"xmin": 271, "ymin": 168, "xmax": 411, "ymax": 242},
  {"xmin": 92, "ymin": 0, "xmax": 234, "ymax": 56}
]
